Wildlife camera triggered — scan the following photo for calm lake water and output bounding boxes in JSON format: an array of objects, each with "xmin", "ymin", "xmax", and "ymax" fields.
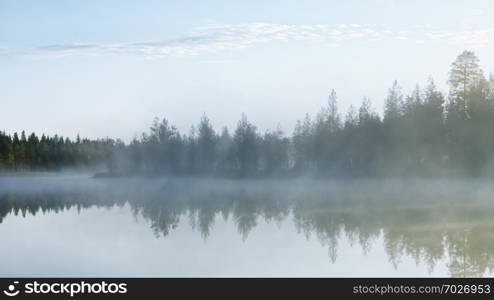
[{"xmin": 1, "ymin": 175, "xmax": 493, "ymax": 277}]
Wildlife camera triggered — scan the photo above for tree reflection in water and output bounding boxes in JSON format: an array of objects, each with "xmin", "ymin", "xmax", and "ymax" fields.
[{"xmin": 1, "ymin": 176, "xmax": 494, "ymax": 277}]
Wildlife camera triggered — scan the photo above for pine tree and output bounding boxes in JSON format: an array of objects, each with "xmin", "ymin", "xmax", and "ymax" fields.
[{"xmin": 384, "ymin": 80, "xmax": 403, "ymax": 122}]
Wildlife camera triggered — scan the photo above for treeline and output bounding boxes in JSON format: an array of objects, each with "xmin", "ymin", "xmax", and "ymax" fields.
[
  {"xmin": 106, "ymin": 114, "xmax": 290, "ymax": 177},
  {"xmin": 2, "ymin": 50, "xmax": 494, "ymax": 177},
  {"xmin": 108, "ymin": 50, "xmax": 494, "ymax": 177},
  {"xmin": 0, "ymin": 131, "xmax": 118, "ymax": 171}
]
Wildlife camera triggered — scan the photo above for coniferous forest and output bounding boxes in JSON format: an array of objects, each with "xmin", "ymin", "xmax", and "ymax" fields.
[{"xmin": 2, "ymin": 50, "xmax": 494, "ymax": 178}]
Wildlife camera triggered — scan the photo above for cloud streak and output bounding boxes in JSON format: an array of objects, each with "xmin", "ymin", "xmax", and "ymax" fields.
[
  {"xmin": 3, "ymin": 23, "xmax": 494, "ymax": 58},
  {"xmin": 32, "ymin": 23, "xmax": 398, "ymax": 57},
  {"xmin": 426, "ymin": 28, "xmax": 494, "ymax": 48}
]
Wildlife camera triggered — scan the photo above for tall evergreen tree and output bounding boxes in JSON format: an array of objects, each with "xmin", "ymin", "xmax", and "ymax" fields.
[
  {"xmin": 197, "ymin": 114, "xmax": 217, "ymax": 174},
  {"xmin": 233, "ymin": 114, "xmax": 259, "ymax": 177}
]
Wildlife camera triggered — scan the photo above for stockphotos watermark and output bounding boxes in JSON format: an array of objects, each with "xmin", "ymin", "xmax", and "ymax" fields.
[{"xmin": 2, "ymin": 280, "xmax": 127, "ymax": 297}]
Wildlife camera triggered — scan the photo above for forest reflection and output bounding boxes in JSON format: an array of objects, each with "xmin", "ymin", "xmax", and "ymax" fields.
[{"xmin": 1, "ymin": 176, "xmax": 494, "ymax": 277}]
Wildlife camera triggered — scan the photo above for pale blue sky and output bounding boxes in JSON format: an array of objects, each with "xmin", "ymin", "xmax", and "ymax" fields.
[{"xmin": 1, "ymin": 0, "xmax": 494, "ymax": 141}]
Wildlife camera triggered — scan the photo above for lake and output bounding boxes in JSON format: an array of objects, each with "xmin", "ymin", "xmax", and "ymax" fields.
[{"xmin": 1, "ymin": 175, "xmax": 493, "ymax": 277}]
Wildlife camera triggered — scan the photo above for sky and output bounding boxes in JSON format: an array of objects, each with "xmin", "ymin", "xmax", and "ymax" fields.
[{"xmin": 1, "ymin": 0, "xmax": 494, "ymax": 142}]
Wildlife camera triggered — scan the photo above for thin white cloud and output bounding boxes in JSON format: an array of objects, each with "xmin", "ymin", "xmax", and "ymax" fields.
[
  {"xmin": 427, "ymin": 28, "xmax": 494, "ymax": 48},
  {"xmin": 12, "ymin": 23, "xmax": 398, "ymax": 57},
  {"xmin": 2, "ymin": 23, "xmax": 494, "ymax": 58}
]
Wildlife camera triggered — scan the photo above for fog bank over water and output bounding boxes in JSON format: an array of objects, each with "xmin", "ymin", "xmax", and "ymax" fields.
[{"xmin": 1, "ymin": 175, "xmax": 494, "ymax": 277}]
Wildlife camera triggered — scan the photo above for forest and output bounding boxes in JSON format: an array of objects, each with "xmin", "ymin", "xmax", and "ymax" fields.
[{"xmin": 1, "ymin": 50, "xmax": 494, "ymax": 177}]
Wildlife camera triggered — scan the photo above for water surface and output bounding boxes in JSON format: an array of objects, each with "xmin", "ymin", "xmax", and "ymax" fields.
[{"xmin": 1, "ymin": 175, "xmax": 493, "ymax": 277}]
